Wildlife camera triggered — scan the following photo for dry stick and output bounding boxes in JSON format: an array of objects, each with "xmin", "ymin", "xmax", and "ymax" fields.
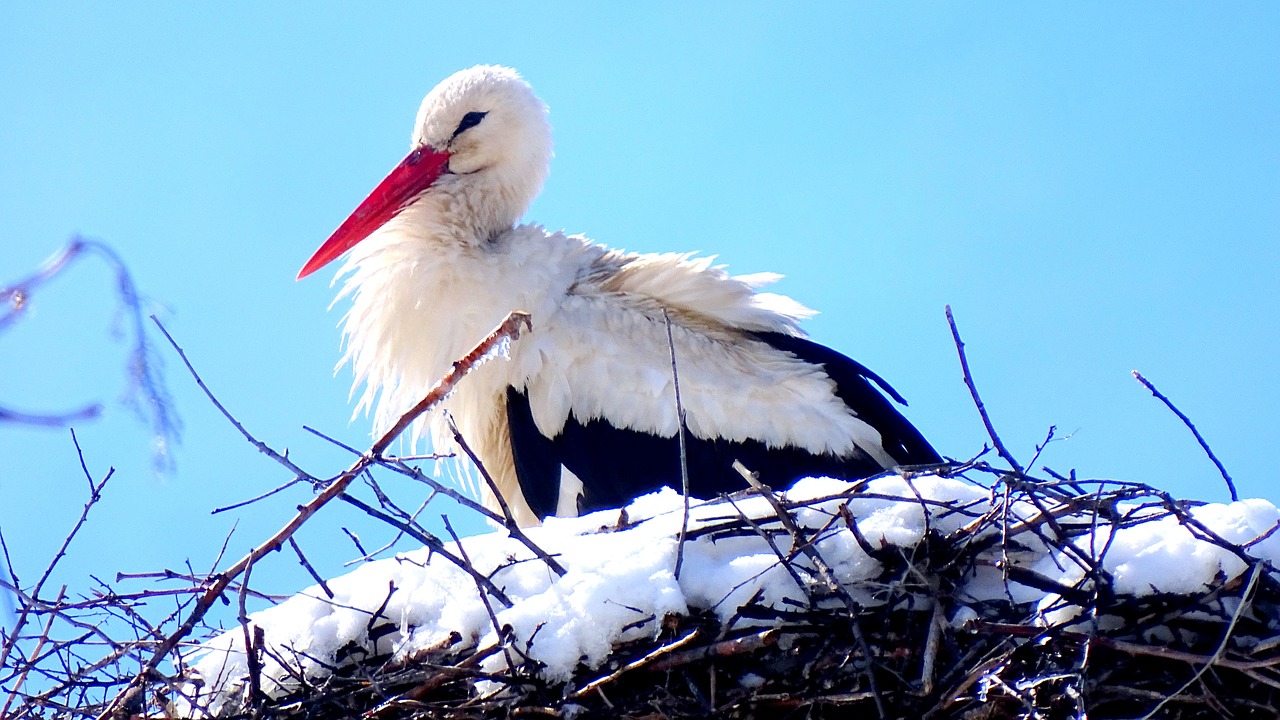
[
  {"xmin": 98, "ymin": 311, "xmax": 532, "ymax": 720},
  {"xmin": 732, "ymin": 460, "xmax": 887, "ymax": 720},
  {"xmin": 663, "ymin": 311, "xmax": 693, "ymax": 580},
  {"xmin": 211, "ymin": 478, "xmax": 307, "ymax": 515},
  {"xmin": 975, "ymin": 615, "xmax": 1280, "ymax": 673},
  {"xmin": 38, "ymin": 430, "xmax": 113, "ymax": 598},
  {"xmin": 347, "ymin": 492, "xmax": 433, "ymax": 564},
  {"xmin": 0, "ymin": 433, "xmax": 114, "ymax": 675},
  {"xmin": 286, "ymin": 537, "xmax": 334, "ymax": 599},
  {"xmin": 310, "ymin": 426, "xmax": 482, "ymax": 516},
  {"xmin": 310, "ymin": 409, "xmax": 563, "ymax": 577},
  {"xmin": 723, "ymin": 496, "xmax": 811, "ymax": 595},
  {"xmin": 648, "ymin": 628, "xmax": 778, "ymax": 673},
  {"xmin": 1138, "ymin": 561, "xmax": 1263, "ymax": 720},
  {"xmin": 920, "ymin": 598, "xmax": 945, "ymax": 695},
  {"xmin": 0, "ymin": 586, "xmax": 65, "ymax": 718},
  {"xmin": 334, "ymin": 492, "xmax": 512, "ymax": 606},
  {"xmin": 733, "ymin": 462, "xmax": 839, "ymax": 596},
  {"xmin": 386, "ymin": 642, "xmax": 503, "ymax": 707},
  {"xmin": 235, "ymin": 558, "xmax": 263, "ymax": 708},
  {"xmin": 444, "ymin": 414, "xmax": 566, "ymax": 576},
  {"xmin": 441, "ymin": 516, "xmax": 518, "ymax": 677},
  {"xmin": 1132, "ymin": 370, "xmax": 1238, "ymax": 502},
  {"xmin": 150, "ymin": 316, "xmax": 313, "ymax": 482},
  {"xmin": 569, "ymin": 628, "xmax": 703, "ymax": 700},
  {"xmin": 945, "ymin": 305, "xmax": 1023, "ymax": 475},
  {"xmin": 342, "ymin": 527, "xmax": 370, "ymax": 559}
]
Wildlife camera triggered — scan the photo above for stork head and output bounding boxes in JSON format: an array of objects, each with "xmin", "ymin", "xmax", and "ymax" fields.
[{"xmin": 298, "ymin": 66, "xmax": 551, "ymax": 279}]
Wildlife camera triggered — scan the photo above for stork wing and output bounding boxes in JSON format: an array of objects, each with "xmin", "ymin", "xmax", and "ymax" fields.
[
  {"xmin": 505, "ymin": 331, "xmax": 940, "ymax": 521},
  {"xmin": 750, "ymin": 332, "xmax": 942, "ymax": 467}
]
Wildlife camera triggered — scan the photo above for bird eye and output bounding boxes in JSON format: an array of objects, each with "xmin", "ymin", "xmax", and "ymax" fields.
[{"xmin": 452, "ymin": 111, "xmax": 488, "ymax": 139}]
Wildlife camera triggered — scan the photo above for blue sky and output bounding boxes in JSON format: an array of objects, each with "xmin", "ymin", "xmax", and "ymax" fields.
[{"xmin": 1, "ymin": 4, "xmax": 1277, "ymax": 608}]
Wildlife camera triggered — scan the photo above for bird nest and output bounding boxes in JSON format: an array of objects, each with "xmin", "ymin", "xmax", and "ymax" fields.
[
  {"xmin": 6, "ymin": 313, "xmax": 1279, "ymax": 720},
  {"xmin": 169, "ymin": 463, "xmax": 1280, "ymax": 720}
]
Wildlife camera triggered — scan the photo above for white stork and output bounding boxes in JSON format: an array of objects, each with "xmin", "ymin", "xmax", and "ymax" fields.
[{"xmin": 299, "ymin": 65, "xmax": 941, "ymax": 526}]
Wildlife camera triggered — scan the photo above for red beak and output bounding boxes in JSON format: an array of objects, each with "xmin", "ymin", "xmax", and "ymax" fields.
[{"xmin": 297, "ymin": 146, "xmax": 452, "ymax": 280}]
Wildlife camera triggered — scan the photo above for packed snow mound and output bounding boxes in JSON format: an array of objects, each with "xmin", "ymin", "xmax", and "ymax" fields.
[{"xmin": 179, "ymin": 473, "xmax": 1280, "ymax": 716}]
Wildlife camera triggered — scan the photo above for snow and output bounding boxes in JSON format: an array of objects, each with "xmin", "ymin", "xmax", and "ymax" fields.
[
  {"xmin": 178, "ymin": 474, "xmax": 1280, "ymax": 716},
  {"xmin": 1030, "ymin": 497, "xmax": 1280, "ymax": 625}
]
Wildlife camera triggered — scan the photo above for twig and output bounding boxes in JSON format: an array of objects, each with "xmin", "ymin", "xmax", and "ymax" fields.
[
  {"xmin": 732, "ymin": 460, "xmax": 886, "ymax": 719},
  {"xmin": 732, "ymin": 461, "xmax": 838, "ymax": 596},
  {"xmin": 36, "ymin": 431, "xmax": 114, "ymax": 597},
  {"xmin": 722, "ymin": 494, "xmax": 811, "ymax": 596},
  {"xmin": 646, "ymin": 628, "xmax": 778, "ymax": 673},
  {"xmin": 236, "ymin": 558, "xmax": 263, "ymax": 708},
  {"xmin": 1, "ymin": 239, "xmax": 181, "ymax": 467},
  {"xmin": 211, "ymin": 478, "xmax": 307, "ymax": 514},
  {"xmin": 306, "ymin": 424, "xmax": 564, "ymax": 576},
  {"xmin": 945, "ymin": 305, "xmax": 1023, "ymax": 474},
  {"xmin": 0, "ymin": 405, "xmax": 100, "ymax": 427},
  {"xmin": 444, "ymin": 414, "xmax": 566, "ymax": 576},
  {"xmin": 97, "ymin": 311, "xmax": 532, "ymax": 719},
  {"xmin": 442, "ymin": 517, "xmax": 517, "ymax": 675},
  {"xmin": 151, "ymin": 316, "xmax": 313, "ymax": 482},
  {"xmin": 286, "ymin": 538, "xmax": 333, "ymax": 599},
  {"xmin": 0, "ymin": 430, "xmax": 115, "ymax": 677},
  {"xmin": 375, "ymin": 313, "xmax": 531, "ymax": 456},
  {"xmin": 662, "ymin": 310, "xmax": 692, "ymax": 581},
  {"xmin": 921, "ymin": 599, "xmax": 944, "ymax": 695},
  {"xmin": 1137, "ymin": 561, "xmax": 1263, "ymax": 719},
  {"xmin": 1132, "ymin": 370, "xmax": 1238, "ymax": 502},
  {"xmin": 570, "ymin": 628, "xmax": 703, "ymax": 699},
  {"xmin": 335, "ymin": 492, "xmax": 512, "ymax": 606},
  {"xmin": 0, "ymin": 586, "xmax": 65, "ymax": 718},
  {"xmin": 341, "ymin": 528, "xmax": 369, "ymax": 559}
]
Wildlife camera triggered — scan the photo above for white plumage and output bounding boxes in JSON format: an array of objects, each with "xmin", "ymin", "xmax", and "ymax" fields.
[{"xmin": 301, "ymin": 66, "xmax": 939, "ymax": 527}]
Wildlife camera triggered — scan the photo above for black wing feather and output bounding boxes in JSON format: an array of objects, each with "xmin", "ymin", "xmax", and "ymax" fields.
[{"xmin": 752, "ymin": 331, "xmax": 942, "ymax": 466}]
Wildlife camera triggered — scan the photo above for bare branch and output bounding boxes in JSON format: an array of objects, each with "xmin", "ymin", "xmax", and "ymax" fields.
[
  {"xmin": 662, "ymin": 310, "xmax": 692, "ymax": 581},
  {"xmin": 1, "ymin": 238, "xmax": 180, "ymax": 469},
  {"xmin": 1132, "ymin": 370, "xmax": 1238, "ymax": 502},
  {"xmin": 96, "ymin": 311, "xmax": 533, "ymax": 718},
  {"xmin": 945, "ymin": 305, "xmax": 1023, "ymax": 474}
]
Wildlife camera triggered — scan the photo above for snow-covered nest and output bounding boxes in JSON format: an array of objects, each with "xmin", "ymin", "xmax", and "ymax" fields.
[{"xmin": 175, "ymin": 468, "xmax": 1280, "ymax": 720}]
